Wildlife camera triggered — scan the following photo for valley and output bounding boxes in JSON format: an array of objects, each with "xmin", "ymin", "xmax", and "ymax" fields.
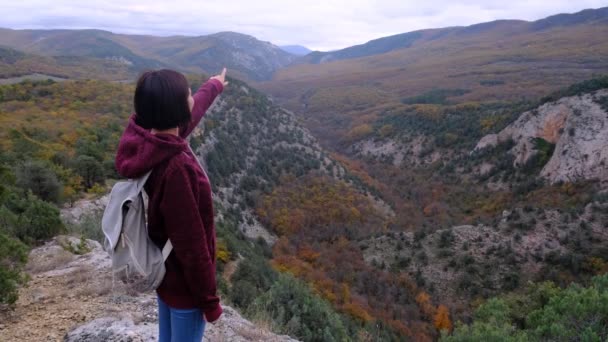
[{"xmin": 1, "ymin": 5, "xmax": 608, "ymax": 342}]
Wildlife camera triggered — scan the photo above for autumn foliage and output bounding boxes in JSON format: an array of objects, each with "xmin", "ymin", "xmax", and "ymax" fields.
[
  {"xmin": 434, "ymin": 305, "xmax": 452, "ymax": 332},
  {"xmin": 257, "ymin": 174, "xmax": 384, "ymax": 239},
  {"xmin": 0, "ymin": 79, "xmax": 133, "ymax": 199},
  {"xmin": 257, "ymin": 175, "xmax": 444, "ymax": 339}
]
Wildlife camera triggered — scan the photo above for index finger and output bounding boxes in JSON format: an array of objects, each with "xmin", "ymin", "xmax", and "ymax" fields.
[{"xmin": 221, "ymin": 68, "xmax": 227, "ymax": 77}]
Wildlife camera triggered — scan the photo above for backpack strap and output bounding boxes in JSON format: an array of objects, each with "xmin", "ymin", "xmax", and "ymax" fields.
[
  {"xmin": 162, "ymin": 239, "xmax": 173, "ymax": 261},
  {"xmin": 187, "ymin": 145, "xmax": 206, "ymax": 171},
  {"xmin": 187, "ymin": 145, "xmax": 213, "ymax": 188},
  {"xmin": 134, "ymin": 170, "xmax": 153, "ymax": 192},
  {"xmin": 134, "ymin": 169, "xmax": 174, "ymax": 260}
]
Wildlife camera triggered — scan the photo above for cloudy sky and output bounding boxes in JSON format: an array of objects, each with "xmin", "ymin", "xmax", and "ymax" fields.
[{"xmin": 0, "ymin": 1, "xmax": 606, "ymax": 51}]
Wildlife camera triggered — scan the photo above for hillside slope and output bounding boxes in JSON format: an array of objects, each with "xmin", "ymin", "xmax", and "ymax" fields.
[
  {"xmin": 189, "ymin": 77, "xmax": 362, "ymax": 242},
  {"xmin": 362, "ymin": 201, "xmax": 608, "ymax": 307}
]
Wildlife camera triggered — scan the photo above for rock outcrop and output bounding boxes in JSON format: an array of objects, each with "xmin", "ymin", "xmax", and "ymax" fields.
[
  {"xmin": 65, "ymin": 305, "xmax": 298, "ymax": 342},
  {"xmin": 61, "ymin": 195, "xmax": 109, "ymax": 225},
  {"xmin": 351, "ymin": 135, "xmax": 444, "ymax": 167},
  {"xmin": 474, "ymin": 89, "xmax": 608, "ymax": 183},
  {"xmin": 0, "ymin": 236, "xmax": 298, "ymax": 342}
]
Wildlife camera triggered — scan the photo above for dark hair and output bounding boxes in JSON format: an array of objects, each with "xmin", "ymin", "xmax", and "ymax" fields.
[{"xmin": 134, "ymin": 69, "xmax": 191, "ymax": 130}]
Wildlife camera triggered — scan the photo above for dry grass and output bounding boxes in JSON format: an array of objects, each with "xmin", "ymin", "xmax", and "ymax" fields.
[
  {"xmin": 75, "ymin": 276, "xmax": 114, "ymax": 298},
  {"xmin": 232, "ymin": 317, "xmax": 284, "ymax": 342},
  {"xmin": 41, "ymin": 264, "xmax": 114, "ymax": 299},
  {"xmin": 26, "ymin": 249, "xmax": 74, "ymax": 274},
  {"xmin": 64, "ymin": 265, "xmax": 94, "ymax": 288},
  {"xmin": 246, "ymin": 312, "xmax": 281, "ymax": 338}
]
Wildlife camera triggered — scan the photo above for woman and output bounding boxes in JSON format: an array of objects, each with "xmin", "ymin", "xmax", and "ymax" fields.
[{"xmin": 115, "ymin": 68, "xmax": 228, "ymax": 341}]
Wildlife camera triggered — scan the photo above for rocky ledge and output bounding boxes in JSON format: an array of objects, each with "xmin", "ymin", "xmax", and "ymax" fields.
[{"xmin": 0, "ymin": 236, "xmax": 298, "ymax": 342}]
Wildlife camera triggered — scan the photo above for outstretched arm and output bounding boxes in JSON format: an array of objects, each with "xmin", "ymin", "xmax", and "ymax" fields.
[{"xmin": 180, "ymin": 68, "xmax": 229, "ymax": 138}]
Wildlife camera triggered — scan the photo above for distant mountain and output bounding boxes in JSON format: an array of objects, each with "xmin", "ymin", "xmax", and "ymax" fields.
[
  {"xmin": 531, "ymin": 6, "xmax": 608, "ymax": 30},
  {"xmin": 118, "ymin": 31, "xmax": 297, "ymax": 81},
  {"xmin": 299, "ymin": 30, "xmax": 436, "ymax": 64},
  {"xmin": 179, "ymin": 32, "xmax": 297, "ymax": 81},
  {"xmin": 279, "ymin": 45, "xmax": 312, "ymax": 56},
  {"xmin": 0, "ymin": 29, "xmax": 295, "ymax": 81},
  {"xmin": 293, "ymin": 7, "xmax": 608, "ymax": 65}
]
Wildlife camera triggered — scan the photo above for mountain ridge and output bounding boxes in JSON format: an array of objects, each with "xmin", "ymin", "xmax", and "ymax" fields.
[
  {"xmin": 0, "ymin": 28, "xmax": 294, "ymax": 81},
  {"xmin": 1, "ymin": 6, "xmax": 606, "ymax": 83},
  {"xmin": 297, "ymin": 6, "xmax": 608, "ymax": 64}
]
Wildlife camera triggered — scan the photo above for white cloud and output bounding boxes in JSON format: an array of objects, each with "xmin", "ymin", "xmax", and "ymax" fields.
[{"xmin": 0, "ymin": 0, "xmax": 606, "ymax": 50}]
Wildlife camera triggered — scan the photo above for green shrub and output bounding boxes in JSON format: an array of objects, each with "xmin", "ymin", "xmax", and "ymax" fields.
[
  {"xmin": 5, "ymin": 191, "xmax": 64, "ymax": 244},
  {"xmin": 520, "ymin": 138, "xmax": 555, "ymax": 175},
  {"xmin": 438, "ymin": 229, "xmax": 456, "ymax": 248},
  {"xmin": 15, "ymin": 160, "xmax": 62, "ymax": 204},
  {"xmin": 60, "ymin": 236, "xmax": 92, "ymax": 255},
  {"xmin": 248, "ymin": 274, "xmax": 348, "ymax": 342},
  {"xmin": 74, "ymin": 155, "xmax": 104, "ymax": 189},
  {"xmin": 0, "ymin": 231, "xmax": 28, "ymax": 306},
  {"xmin": 443, "ymin": 275, "xmax": 608, "ymax": 341},
  {"xmin": 229, "ymin": 257, "xmax": 277, "ymax": 309},
  {"xmin": 525, "ymin": 277, "xmax": 608, "ymax": 341}
]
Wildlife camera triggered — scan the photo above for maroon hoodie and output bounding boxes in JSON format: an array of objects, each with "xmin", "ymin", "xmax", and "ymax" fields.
[{"xmin": 115, "ymin": 78, "xmax": 224, "ymax": 322}]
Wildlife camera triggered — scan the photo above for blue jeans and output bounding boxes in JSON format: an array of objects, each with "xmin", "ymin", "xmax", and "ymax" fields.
[{"xmin": 157, "ymin": 296, "xmax": 206, "ymax": 342}]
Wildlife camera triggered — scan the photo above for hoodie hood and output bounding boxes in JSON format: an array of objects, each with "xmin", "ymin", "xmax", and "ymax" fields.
[{"xmin": 115, "ymin": 115, "xmax": 188, "ymax": 178}]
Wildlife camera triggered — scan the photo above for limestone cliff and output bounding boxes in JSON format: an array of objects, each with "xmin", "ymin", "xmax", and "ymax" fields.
[{"xmin": 475, "ymin": 89, "xmax": 608, "ymax": 183}]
